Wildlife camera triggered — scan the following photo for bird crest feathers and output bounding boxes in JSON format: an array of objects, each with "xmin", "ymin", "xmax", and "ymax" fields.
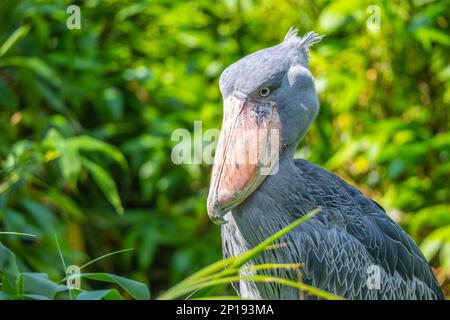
[{"xmin": 283, "ymin": 28, "xmax": 324, "ymax": 57}]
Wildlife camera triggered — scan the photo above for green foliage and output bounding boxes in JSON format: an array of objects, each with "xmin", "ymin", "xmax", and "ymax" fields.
[
  {"xmin": 0, "ymin": 209, "xmax": 341, "ymax": 300},
  {"xmin": 0, "ymin": 240, "xmax": 150, "ymax": 300},
  {"xmin": 0, "ymin": 0, "xmax": 449, "ymax": 298}
]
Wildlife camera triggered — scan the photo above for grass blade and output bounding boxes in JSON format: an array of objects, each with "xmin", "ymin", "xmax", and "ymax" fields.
[
  {"xmin": 230, "ymin": 208, "xmax": 321, "ymax": 269},
  {"xmin": 0, "ymin": 25, "xmax": 30, "ymax": 58},
  {"xmin": 0, "ymin": 232, "xmax": 36, "ymax": 238},
  {"xmin": 158, "ymin": 208, "xmax": 323, "ymax": 300}
]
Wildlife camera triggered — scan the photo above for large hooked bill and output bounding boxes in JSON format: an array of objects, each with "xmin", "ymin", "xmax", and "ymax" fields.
[{"xmin": 207, "ymin": 96, "xmax": 282, "ymax": 224}]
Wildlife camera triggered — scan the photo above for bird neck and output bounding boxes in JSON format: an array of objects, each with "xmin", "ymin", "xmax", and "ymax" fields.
[{"xmin": 226, "ymin": 148, "xmax": 306, "ymax": 247}]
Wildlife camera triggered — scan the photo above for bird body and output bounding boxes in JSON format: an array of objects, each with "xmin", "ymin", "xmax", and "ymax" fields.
[
  {"xmin": 207, "ymin": 29, "xmax": 444, "ymax": 299},
  {"xmin": 222, "ymin": 156, "xmax": 444, "ymax": 299}
]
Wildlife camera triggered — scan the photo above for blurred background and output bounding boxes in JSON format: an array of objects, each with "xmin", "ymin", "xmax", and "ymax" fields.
[{"xmin": 0, "ymin": 0, "xmax": 449, "ymax": 298}]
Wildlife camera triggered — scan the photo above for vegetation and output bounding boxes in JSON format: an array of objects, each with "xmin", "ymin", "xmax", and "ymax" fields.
[{"xmin": 0, "ymin": 0, "xmax": 449, "ymax": 299}]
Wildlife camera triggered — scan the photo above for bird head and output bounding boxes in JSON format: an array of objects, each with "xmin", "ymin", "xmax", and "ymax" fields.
[{"xmin": 207, "ymin": 29, "xmax": 323, "ymax": 224}]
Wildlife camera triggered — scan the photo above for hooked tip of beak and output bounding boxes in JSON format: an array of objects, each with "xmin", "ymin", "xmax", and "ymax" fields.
[
  {"xmin": 207, "ymin": 197, "xmax": 229, "ymax": 225},
  {"xmin": 208, "ymin": 212, "xmax": 228, "ymax": 225}
]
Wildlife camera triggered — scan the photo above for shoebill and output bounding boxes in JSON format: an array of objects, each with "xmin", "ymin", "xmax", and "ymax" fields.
[{"xmin": 206, "ymin": 29, "xmax": 444, "ymax": 300}]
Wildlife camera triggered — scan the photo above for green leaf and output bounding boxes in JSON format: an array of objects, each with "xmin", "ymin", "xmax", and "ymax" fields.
[
  {"xmin": 0, "ymin": 24, "xmax": 30, "ymax": 58},
  {"xmin": 77, "ymin": 289, "xmax": 124, "ymax": 300},
  {"xmin": 230, "ymin": 208, "xmax": 322, "ymax": 269},
  {"xmin": 22, "ymin": 294, "xmax": 51, "ymax": 300},
  {"xmin": 102, "ymin": 87, "xmax": 124, "ymax": 119},
  {"xmin": 44, "ymin": 129, "xmax": 81, "ymax": 189},
  {"xmin": 71, "ymin": 135, "xmax": 127, "ymax": 169},
  {"xmin": 421, "ymin": 238, "xmax": 442, "ymax": 261},
  {"xmin": 440, "ymin": 243, "xmax": 450, "ymax": 268},
  {"xmin": 21, "ymin": 273, "xmax": 63, "ymax": 300},
  {"xmin": 38, "ymin": 188, "xmax": 85, "ymax": 220},
  {"xmin": 0, "ymin": 243, "xmax": 19, "ymax": 276},
  {"xmin": 318, "ymin": 0, "xmax": 362, "ymax": 33},
  {"xmin": 0, "ymin": 232, "xmax": 36, "ymax": 237},
  {"xmin": 0, "ymin": 78, "xmax": 18, "ymax": 110},
  {"xmin": 0, "ymin": 242, "xmax": 19, "ymax": 293},
  {"xmin": 34, "ymin": 80, "xmax": 72, "ymax": 116},
  {"xmin": 80, "ymin": 273, "xmax": 150, "ymax": 300},
  {"xmin": 0, "ymin": 292, "xmax": 16, "ymax": 300},
  {"xmin": 420, "ymin": 225, "xmax": 450, "ymax": 261},
  {"xmin": 0, "ymin": 56, "xmax": 62, "ymax": 87},
  {"xmin": 185, "ymin": 275, "xmax": 343, "ymax": 300},
  {"xmin": 115, "ymin": 3, "xmax": 149, "ymax": 21},
  {"xmin": 21, "ymin": 199, "xmax": 57, "ymax": 233},
  {"xmin": 82, "ymin": 158, "xmax": 124, "ymax": 214}
]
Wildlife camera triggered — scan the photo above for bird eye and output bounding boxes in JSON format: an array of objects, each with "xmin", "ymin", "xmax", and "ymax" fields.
[{"xmin": 258, "ymin": 87, "xmax": 271, "ymax": 98}]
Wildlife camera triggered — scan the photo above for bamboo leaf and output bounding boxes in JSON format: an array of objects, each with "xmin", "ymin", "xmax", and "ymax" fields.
[
  {"xmin": 82, "ymin": 158, "xmax": 124, "ymax": 214},
  {"xmin": 77, "ymin": 289, "xmax": 124, "ymax": 300},
  {"xmin": 80, "ymin": 273, "xmax": 150, "ymax": 300},
  {"xmin": 71, "ymin": 135, "xmax": 127, "ymax": 169},
  {"xmin": 0, "ymin": 25, "xmax": 30, "ymax": 58}
]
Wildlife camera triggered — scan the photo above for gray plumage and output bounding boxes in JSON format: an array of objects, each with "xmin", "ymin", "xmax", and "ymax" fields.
[
  {"xmin": 222, "ymin": 156, "xmax": 444, "ymax": 299},
  {"xmin": 215, "ymin": 29, "xmax": 444, "ymax": 300}
]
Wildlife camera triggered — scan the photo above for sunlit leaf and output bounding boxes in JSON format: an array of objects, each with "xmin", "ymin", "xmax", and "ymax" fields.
[
  {"xmin": 71, "ymin": 135, "xmax": 127, "ymax": 169},
  {"xmin": 0, "ymin": 24, "xmax": 30, "ymax": 57}
]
